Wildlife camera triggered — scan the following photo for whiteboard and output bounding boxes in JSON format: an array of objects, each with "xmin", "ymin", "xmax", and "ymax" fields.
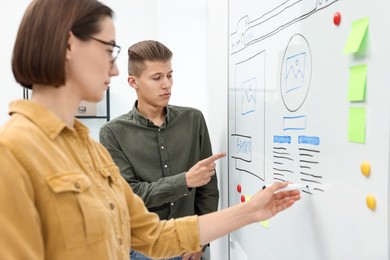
[{"xmin": 227, "ymin": 0, "xmax": 390, "ymax": 259}]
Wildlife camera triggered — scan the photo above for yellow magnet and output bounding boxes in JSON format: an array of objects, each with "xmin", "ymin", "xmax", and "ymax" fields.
[
  {"xmin": 366, "ymin": 194, "xmax": 376, "ymax": 211},
  {"xmin": 360, "ymin": 161, "xmax": 371, "ymax": 177}
]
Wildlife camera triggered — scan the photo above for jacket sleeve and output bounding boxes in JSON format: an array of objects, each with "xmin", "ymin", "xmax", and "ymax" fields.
[
  {"xmin": 121, "ymin": 177, "xmax": 202, "ymax": 258},
  {"xmin": 0, "ymin": 146, "xmax": 44, "ymax": 260},
  {"xmin": 194, "ymin": 114, "xmax": 219, "ymax": 216},
  {"xmin": 99, "ymin": 124, "xmax": 190, "ymax": 209}
]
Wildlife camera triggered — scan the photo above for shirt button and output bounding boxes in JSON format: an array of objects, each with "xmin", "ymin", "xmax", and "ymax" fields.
[
  {"xmin": 74, "ymin": 182, "xmax": 81, "ymax": 189},
  {"xmin": 184, "ymin": 194, "xmax": 187, "ymax": 196},
  {"xmin": 161, "ymin": 146, "xmax": 165, "ymax": 149},
  {"xmin": 118, "ymin": 238, "xmax": 123, "ymax": 245},
  {"xmin": 171, "ymin": 203, "xmax": 174, "ymax": 206},
  {"xmin": 109, "ymin": 203, "xmax": 115, "ymax": 210},
  {"xmin": 164, "ymin": 165, "xmax": 168, "ymax": 168}
]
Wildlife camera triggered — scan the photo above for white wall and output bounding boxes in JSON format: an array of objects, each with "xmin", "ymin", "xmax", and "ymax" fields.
[
  {"xmin": 0, "ymin": 1, "xmax": 31, "ymax": 125},
  {"xmin": 155, "ymin": 1, "xmax": 209, "ymax": 119}
]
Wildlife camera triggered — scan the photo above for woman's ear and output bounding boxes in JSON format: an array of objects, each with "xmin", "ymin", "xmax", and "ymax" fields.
[{"xmin": 66, "ymin": 31, "xmax": 75, "ymax": 60}]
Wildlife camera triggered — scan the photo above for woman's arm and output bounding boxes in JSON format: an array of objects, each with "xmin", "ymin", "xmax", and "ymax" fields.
[{"xmin": 0, "ymin": 147, "xmax": 44, "ymax": 259}]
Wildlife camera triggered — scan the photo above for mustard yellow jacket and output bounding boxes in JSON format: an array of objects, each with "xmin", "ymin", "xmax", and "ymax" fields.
[{"xmin": 0, "ymin": 100, "xmax": 201, "ymax": 260}]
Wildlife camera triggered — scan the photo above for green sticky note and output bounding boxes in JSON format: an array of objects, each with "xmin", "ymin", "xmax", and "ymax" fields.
[
  {"xmin": 348, "ymin": 64, "xmax": 367, "ymax": 101},
  {"xmin": 348, "ymin": 107, "xmax": 366, "ymax": 143},
  {"xmin": 343, "ymin": 17, "xmax": 369, "ymax": 54}
]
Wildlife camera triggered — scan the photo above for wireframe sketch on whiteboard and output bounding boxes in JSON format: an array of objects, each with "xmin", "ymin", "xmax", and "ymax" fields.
[{"xmin": 231, "ymin": 51, "xmax": 266, "ymax": 180}]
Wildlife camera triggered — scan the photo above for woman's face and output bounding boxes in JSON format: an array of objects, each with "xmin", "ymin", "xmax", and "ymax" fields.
[{"xmin": 66, "ymin": 17, "xmax": 119, "ymax": 103}]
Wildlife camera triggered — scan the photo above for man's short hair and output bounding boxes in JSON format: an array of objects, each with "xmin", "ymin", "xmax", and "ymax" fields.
[{"xmin": 127, "ymin": 40, "xmax": 173, "ymax": 77}]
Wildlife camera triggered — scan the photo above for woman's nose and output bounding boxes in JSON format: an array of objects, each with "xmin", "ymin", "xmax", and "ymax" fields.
[{"xmin": 110, "ymin": 63, "xmax": 119, "ymax": 76}]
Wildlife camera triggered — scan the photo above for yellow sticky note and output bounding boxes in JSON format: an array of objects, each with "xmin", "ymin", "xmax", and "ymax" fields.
[
  {"xmin": 245, "ymin": 195, "xmax": 252, "ymax": 202},
  {"xmin": 245, "ymin": 194, "xmax": 270, "ymax": 229},
  {"xmin": 343, "ymin": 17, "xmax": 369, "ymax": 54},
  {"xmin": 348, "ymin": 107, "xmax": 366, "ymax": 143},
  {"xmin": 260, "ymin": 220, "xmax": 269, "ymax": 229},
  {"xmin": 348, "ymin": 64, "xmax": 367, "ymax": 101}
]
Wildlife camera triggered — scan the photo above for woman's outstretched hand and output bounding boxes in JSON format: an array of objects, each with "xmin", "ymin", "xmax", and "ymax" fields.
[
  {"xmin": 249, "ymin": 182, "xmax": 301, "ymax": 222},
  {"xmin": 198, "ymin": 181, "xmax": 301, "ymax": 245}
]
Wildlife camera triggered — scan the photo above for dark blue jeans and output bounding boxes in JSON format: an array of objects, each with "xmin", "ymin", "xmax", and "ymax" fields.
[{"xmin": 130, "ymin": 249, "xmax": 182, "ymax": 260}]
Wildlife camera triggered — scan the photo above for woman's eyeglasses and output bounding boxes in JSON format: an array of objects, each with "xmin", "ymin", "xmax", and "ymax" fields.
[{"xmin": 78, "ymin": 34, "xmax": 121, "ymax": 69}]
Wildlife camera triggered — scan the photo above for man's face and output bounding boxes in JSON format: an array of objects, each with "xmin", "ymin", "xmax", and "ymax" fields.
[{"xmin": 131, "ymin": 60, "xmax": 173, "ymax": 109}]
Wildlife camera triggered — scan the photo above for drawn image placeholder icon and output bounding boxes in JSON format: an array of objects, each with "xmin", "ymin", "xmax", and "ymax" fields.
[
  {"xmin": 280, "ymin": 34, "xmax": 312, "ymax": 112},
  {"xmin": 241, "ymin": 77, "xmax": 257, "ymax": 115}
]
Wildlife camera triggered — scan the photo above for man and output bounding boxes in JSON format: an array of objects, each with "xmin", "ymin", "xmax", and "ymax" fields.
[{"xmin": 99, "ymin": 40, "xmax": 219, "ymax": 260}]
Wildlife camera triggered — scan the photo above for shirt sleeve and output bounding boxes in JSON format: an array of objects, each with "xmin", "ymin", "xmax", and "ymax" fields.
[
  {"xmin": 100, "ymin": 124, "xmax": 190, "ymax": 208},
  {"xmin": 194, "ymin": 113, "xmax": 220, "ymax": 216},
  {"xmin": 0, "ymin": 146, "xmax": 44, "ymax": 260},
  {"xmin": 120, "ymin": 177, "xmax": 202, "ymax": 258}
]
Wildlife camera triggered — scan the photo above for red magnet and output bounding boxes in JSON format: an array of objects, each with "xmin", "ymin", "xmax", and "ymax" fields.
[
  {"xmin": 240, "ymin": 195, "xmax": 245, "ymax": 203},
  {"xmin": 237, "ymin": 184, "xmax": 242, "ymax": 193},
  {"xmin": 333, "ymin": 12, "xmax": 341, "ymax": 26}
]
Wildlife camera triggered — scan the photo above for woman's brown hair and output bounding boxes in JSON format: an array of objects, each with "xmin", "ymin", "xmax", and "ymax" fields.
[{"xmin": 12, "ymin": 0, "xmax": 113, "ymax": 89}]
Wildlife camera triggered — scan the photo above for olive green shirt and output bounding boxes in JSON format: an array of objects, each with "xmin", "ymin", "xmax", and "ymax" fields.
[
  {"xmin": 99, "ymin": 102, "xmax": 219, "ymax": 220},
  {"xmin": 0, "ymin": 100, "xmax": 201, "ymax": 260}
]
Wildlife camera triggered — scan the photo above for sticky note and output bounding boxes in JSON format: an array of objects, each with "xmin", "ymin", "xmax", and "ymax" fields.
[
  {"xmin": 348, "ymin": 64, "xmax": 367, "ymax": 102},
  {"xmin": 348, "ymin": 107, "xmax": 366, "ymax": 143},
  {"xmin": 260, "ymin": 220, "xmax": 269, "ymax": 229},
  {"xmin": 343, "ymin": 17, "xmax": 369, "ymax": 54},
  {"xmin": 243, "ymin": 193, "xmax": 270, "ymax": 229}
]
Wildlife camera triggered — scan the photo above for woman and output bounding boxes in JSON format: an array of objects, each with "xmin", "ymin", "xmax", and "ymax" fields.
[{"xmin": 0, "ymin": 0, "xmax": 300, "ymax": 259}]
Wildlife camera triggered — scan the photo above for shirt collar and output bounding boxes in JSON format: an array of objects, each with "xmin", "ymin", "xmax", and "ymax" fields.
[
  {"xmin": 131, "ymin": 100, "xmax": 170, "ymax": 127},
  {"xmin": 9, "ymin": 100, "xmax": 89, "ymax": 140}
]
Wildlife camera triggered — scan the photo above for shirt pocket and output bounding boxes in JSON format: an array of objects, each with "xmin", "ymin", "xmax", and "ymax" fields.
[{"xmin": 47, "ymin": 171, "xmax": 109, "ymax": 249}]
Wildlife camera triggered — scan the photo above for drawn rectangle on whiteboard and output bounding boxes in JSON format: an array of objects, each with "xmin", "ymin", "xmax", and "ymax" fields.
[
  {"xmin": 240, "ymin": 77, "xmax": 257, "ymax": 115},
  {"xmin": 286, "ymin": 52, "xmax": 306, "ymax": 93},
  {"xmin": 231, "ymin": 134, "xmax": 252, "ymax": 162},
  {"xmin": 283, "ymin": 115, "xmax": 307, "ymax": 130},
  {"xmin": 234, "ymin": 51, "xmax": 265, "ymax": 180}
]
